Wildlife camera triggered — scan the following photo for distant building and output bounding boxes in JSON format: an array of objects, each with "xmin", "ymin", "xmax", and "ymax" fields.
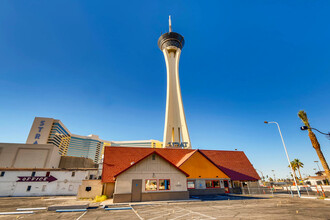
[
  {"xmin": 110, "ymin": 140, "xmax": 163, "ymax": 148},
  {"xmin": 26, "ymin": 117, "xmax": 162, "ymax": 163}
]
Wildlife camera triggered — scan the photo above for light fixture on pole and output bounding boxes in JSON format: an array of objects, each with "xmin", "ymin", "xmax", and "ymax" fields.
[
  {"xmin": 264, "ymin": 121, "xmax": 301, "ymax": 197},
  {"xmin": 271, "ymin": 170, "xmax": 276, "ymax": 182},
  {"xmin": 314, "ymin": 161, "xmax": 321, "ymax": 171},
  {"xmin": 300, "ymin": 126, "xmax": 330, "ymax": 139}
]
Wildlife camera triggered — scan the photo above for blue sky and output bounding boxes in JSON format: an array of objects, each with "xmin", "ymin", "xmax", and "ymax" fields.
[{"xmin": 1, "ymin": 1, "xmax": 329, "ymax": 179}]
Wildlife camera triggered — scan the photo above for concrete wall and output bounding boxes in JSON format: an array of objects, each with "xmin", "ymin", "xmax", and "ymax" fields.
[
  {"xmin": 59, "ymin": 156, "xmax": 97, "ymax": 169},
  {"xmin": 113, "ymin": 191, "xmax": 189, "ymax": 203},
  {"xmin": 189, "ymin": 188, "xmax": 226, "ymax": 195},
  {"xmin": 77, "ymin": 180, "xmax": 103, "ymax": 199},
  {"xmin": 0, "ymin": 143, "xmax": 61, "ymax": 168},
  {"xmin": 0, "ymin": 169, "xmax": 97, "ymax": 197},
  {"xmin": 114, "ymin": 154, "xmax": 187, "ymax": 194}
]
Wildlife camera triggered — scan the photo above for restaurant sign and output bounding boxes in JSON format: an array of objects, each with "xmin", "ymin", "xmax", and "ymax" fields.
[{"xmin": 17, "ymin": 176, "xmax": 57, "ymax": 182}]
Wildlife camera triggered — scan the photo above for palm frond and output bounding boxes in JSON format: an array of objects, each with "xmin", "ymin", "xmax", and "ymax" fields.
[{"xmin": 298, "ymin": 110, "xmax": 310, "ymax": 127}]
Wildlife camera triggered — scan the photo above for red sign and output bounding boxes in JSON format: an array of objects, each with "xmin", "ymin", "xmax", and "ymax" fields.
[{"xmin": 17, "ymin": 176, "xmax": 57, "ymax": 182}]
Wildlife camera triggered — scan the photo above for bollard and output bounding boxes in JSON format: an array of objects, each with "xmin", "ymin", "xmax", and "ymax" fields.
[{"xmin": 319, "ymin": 185, "xmax": 326, "ymax": 198}]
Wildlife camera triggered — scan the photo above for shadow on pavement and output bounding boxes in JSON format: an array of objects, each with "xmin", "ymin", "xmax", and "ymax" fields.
[{"xmin": 190, "ymin": 194, "xmax": 265, "ymax": 201}]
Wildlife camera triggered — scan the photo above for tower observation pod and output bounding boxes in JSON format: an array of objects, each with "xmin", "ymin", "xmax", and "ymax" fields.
[{"xmin": 158, "ymin": 16, "xmax": 191, "ymax": 149}]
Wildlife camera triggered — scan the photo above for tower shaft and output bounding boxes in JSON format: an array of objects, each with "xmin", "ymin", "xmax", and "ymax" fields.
[{"xmin": 162, "ymin": 49, "xmax": 191, "ymax": 148}]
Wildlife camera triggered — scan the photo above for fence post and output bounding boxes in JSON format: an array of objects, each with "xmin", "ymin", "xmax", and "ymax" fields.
[
  {"xmin": 289, "ymin": 185, "xmax": 293, "ymax": 197},
  {"xmin": 241, "ymin": 182, "xmax": 245, "ymax": 195},
  {"xmin": 305, "ymin": 186, "xmax": 309, "ymax": 196}
]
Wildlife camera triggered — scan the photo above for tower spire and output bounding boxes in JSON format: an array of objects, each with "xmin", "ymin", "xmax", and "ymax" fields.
[{"xmin": 169, "ymin": 15, "xmax": 172, "ymax": 32}]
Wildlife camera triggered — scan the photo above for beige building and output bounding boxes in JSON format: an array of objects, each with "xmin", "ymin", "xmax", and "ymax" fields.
[
  {"xmin": 0, "ymin": 143, "xmax": 61, "ymax": 168},
  {"xmin": 112, "ymin": 153, "xmax": 189, "ymax": 203}
]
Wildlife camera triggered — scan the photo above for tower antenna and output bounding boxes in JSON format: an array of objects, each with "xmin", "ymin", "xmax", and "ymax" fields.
[{"xmin": 169, "ymin": 15, "xmax": 172, "ymax": 32}]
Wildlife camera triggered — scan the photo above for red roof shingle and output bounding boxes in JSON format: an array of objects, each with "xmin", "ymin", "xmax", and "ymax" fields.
[
  {"xmin": 200, "ymin": 150, "xmax": 260, "ymax": 181},
  {"xmin": 102, "ymin": 147, "xmax": 260, "ymax": 183}
]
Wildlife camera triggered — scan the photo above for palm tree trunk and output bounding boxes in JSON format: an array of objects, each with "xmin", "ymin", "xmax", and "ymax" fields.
[
  {"xmin": 309, "ymin": 131, "xmax": 330, "ymax": 181},
  {"xmin": 297, "ymin": 167, "xmax": 302, "ymax": 180}
]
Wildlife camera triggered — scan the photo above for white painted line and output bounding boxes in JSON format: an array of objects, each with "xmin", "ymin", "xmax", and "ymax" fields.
[
  {"xmin": 172, "ymin": 207, "xmax": 216, "ymax": 220},
  {"xmin": 148, "ymin": 209, "xmax": 185, "ymax": 220},
  {"xmin": 169, "ymin": 212, "xmax": 191, "ymax": 220},
  {"xmin": 130, "ymin": 205, "xmax": 143, "ymax": 220},
  {"xmin": 76, "ymin": 211, "xmax": 87, "ymax": 220},
  {"xmin": 301, "ymin": 197, "xmax": 317, "ymax": 199},
  {"xmin": 17, "ymin": 207, "xmax": 47, "ymax": 211},
  {"xmin": 324, "ymin": 198, "xmax": 330, "ymax": 201},
  {"xmin": 0, "ymin": 211, "xmax": 34, "ymax": 215}
]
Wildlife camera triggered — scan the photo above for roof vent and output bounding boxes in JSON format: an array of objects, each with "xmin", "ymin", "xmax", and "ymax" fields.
[{"xmin": 131, "ymin": 162, "xmax": 134, "ymax": 165}]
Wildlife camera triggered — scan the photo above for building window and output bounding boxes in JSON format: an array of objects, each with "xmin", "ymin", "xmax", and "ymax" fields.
[
  {"xmin": 71, "ymin": 172, "xmax": 75, "ymax": 177},
  {"xmin": 159, "ymin": 179, "xmax": 170, "ymax": 190},
  {"xmin": 27, "ymin": 186, "xmax": 32, "ymax": 192},
  {"xmin": 0, "ymin": 171, "xmax": 5, "ymax": 177},
  {"xmin": 205, "ymin": 180, "xmax": 213, "ymax": 188},
  {"xmin": 46, "ymin": 172, "xmax": 50, "ymax": 177},
  {"xmin": 145, "ymin": 179, "xmax": 157, "ymax": 191},
  {"xmin": 213, "ymin": 180, "xmax": 220, "ymax": 188},
  {"xmin": 187, "ymin": 180, "xmax": 195, "ymax": 189},
  {"xmin": 152, "ymin": 154, "xmax": 156, "ymax": 160},
  {"xmin": 31, "ymin": 172, "xmax": 36, "ymax": 177},
  {"xmin": 42, "ymin": 185, "xmax": 46, "ymax": 192},
  {"xmin": 233, "ymin": 181, "xmax": 241, "ymax": 188}
]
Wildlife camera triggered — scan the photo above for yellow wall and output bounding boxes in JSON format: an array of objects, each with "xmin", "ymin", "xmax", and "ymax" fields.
[{"xmin": 179, "ymin": 151, "xmax": 229, "ymax": 179}]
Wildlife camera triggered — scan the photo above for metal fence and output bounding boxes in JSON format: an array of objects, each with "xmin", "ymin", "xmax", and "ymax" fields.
[{"xmin": 240, "ymin": 185, "xmax": 329, "ymax": 197}]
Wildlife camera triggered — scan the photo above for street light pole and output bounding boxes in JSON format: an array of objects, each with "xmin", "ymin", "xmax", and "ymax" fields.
[
  {"xmin": 272, "ymin": 170, "xmax": 276, "ymax": 182},
  {"xmin": 265, "ymin": 121, "xmax": 301, "ymax": 197},
  {"xmin": 314, "ymin": 161, "xmax": 321, "ymax": 171}
]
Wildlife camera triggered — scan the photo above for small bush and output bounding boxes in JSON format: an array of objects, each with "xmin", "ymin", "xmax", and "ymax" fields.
[{"xmin": 94, "ymin": 195, "xmax": 107, "ymax": 202}]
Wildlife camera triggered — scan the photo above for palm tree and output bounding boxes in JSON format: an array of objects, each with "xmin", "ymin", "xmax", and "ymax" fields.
[
  {"xmin": 298, "ymin": 110, "xmax": 330, "ymax": 182},
  {"xmin": 291, "ymin": 159, "xmax": 304, "ymax": 179},
  {"xmin": 288, "ymin": 161, "xmax": 298, "ymax": 179}
]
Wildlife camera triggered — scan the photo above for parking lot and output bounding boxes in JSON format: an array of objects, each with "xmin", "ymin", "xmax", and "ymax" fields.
[{"xmin": 0, "ymin": 195, "xmax": 330, "ymax": 219}]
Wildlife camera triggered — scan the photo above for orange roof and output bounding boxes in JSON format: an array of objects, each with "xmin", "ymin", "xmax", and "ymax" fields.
[
  {"xmin": 102, "ymin": 147, "xmax": 260, "ymax": 183},
  {"xmin": 200, "ymin": 150, "xmax": 260, "ymax": 181}
]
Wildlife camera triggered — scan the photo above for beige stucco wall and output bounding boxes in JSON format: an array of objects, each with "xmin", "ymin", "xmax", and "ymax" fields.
[
  {"xmin": 103, "ymin": 183, "xmax": 115, "ymax": 198},
  {"xmin": 114, "ymin": 154, "xmax": 187, "ymax": 194},
  {"xmin": 0, "ymin": 143, "xmax": 61, "ymax": 168},
  {"xmin": 77, "ymin": 180, "xmax": 103, "ymax": 199}
]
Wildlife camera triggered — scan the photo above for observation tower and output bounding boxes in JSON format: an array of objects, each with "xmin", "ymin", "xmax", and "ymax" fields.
[{"xmin": 158, "ymin": 16, "xmax": 191, "ymax": 149}]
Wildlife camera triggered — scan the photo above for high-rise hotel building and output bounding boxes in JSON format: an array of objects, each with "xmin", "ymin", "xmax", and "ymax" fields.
[{"xmin": 26, "ymin": 117, "xmax": 161, "ymax": 163}]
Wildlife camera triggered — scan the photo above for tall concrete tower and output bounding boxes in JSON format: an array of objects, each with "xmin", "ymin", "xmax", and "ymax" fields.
[{"xmin": 158, "ymin": 16, "xmax": 191, "ymax": 149}]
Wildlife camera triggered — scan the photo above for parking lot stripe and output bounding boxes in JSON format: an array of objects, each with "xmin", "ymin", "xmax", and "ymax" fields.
[
  {"xmin": 16, "ymin": 207, "xmax": 47, "ymax": 211},
  {"xmin": 174, "ymin": 207, "xmax": 216, "ymax": 220},
  {"xmin": 76, "ymin": 211, "xmax": 87, "ymax": 220},
  {"xmin": 130, "ymin": 205, "xmax": 143, "ymax": 220},
  {"xmin": 169, "ymin": 212, "xmax": 191, "ymax": 220},
  {"xmin": 0, "ymin": 211, "xmax": 34, "ymax": 215}
]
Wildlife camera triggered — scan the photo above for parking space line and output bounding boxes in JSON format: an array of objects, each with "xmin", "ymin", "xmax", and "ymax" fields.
[
  {"xmin": 169, "ymin": 212, "xmax": 191, "ymax": 220},
  {"xmin": 148, "ymin": 209, "xmax": 185, "ymax": 220},
  {"xmin": 173, "ymin": 207, "xmax": 216, "ymax": 220},
  {"xmin": 130, "ymin": 205, "xmax": 143, "ymax": 220},
  {"xmin": 76, "ymin": 211, "xmax": 87, "ymax": 220}
]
